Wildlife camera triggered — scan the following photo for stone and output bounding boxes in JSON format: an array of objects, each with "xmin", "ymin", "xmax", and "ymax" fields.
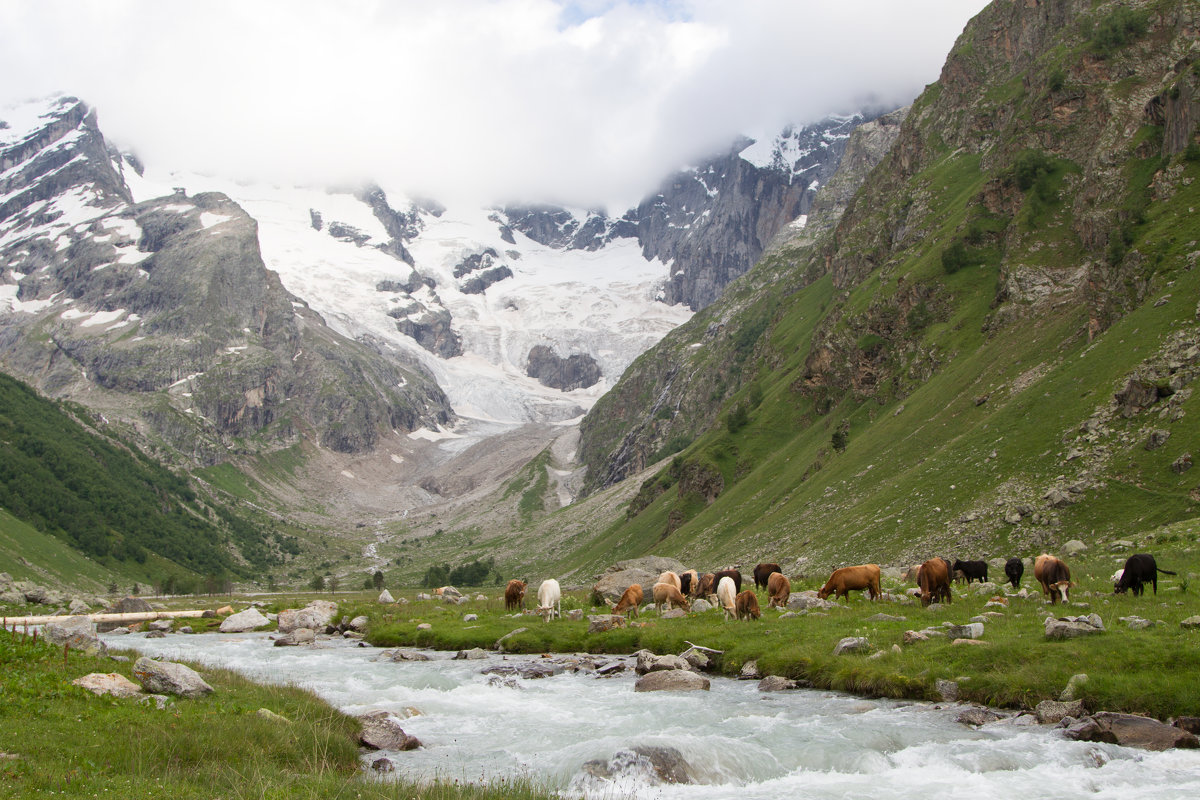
[
  {"xmin": 951, "ymin": 638, "xmax": 990, "ymax": 646},
  {"xmin": 216, "ymin": 605, "xmax": 234, "ymax": 615},
  {"xmin": 147, "ymin": 619, "xmax": 172, "ymax": 632},
  {"xmin": 1062, "ymin": 539, "xmax": 1087, "ymax": 555},
  {"xmin": 946, "ymin": 623, "xmax": 984, "ymax": 640},
  {"xmin": 1060, "ymin": 673, "xmax": 1089, "ymax": 702},
  {"xmin": 660, "ymin": 608, "xmax": 687, "ymax": 619},
  {"xmin": 738, "ymin": 660, "xmax": 761, "ymax": 680},
  {"xmin": 378, "ymin": 589, "xmax": 395, "ymax": 603},
  {"xmin": 866, "ymin": 613, "xmax": 906, "ymax": 622},
  {"xmin": 690, "ymin": 599, "xmax": 712, "ymax": 613},
  {"xmin": 67, "ymin": 598, "xmax": 91, "ymax": 615},
  {"xmin": 42, "ymin": 616, "xmax": 106, "ymax": 656},
  {"xmin": 757, "ymin": 675, "xmax": 797, "ymax": 692},
  {"xmin": 145, "ymin": 630, "xmax": 166, "ymax": 639},
  {"xmin": 358, "ymin": 710, "xmax": 421, "ymax": 750},
  {"xmin": 1174, "ymin": 717, "xmax": 1200, "ymax": 735},
  {"xmin": 416, "ymin": 623, "xmax": 432, "ymax": 630},
  {"xmin": 1044, "ymin": 614, "xmax": 1104, "ymax": 639},
  {"xmin": 381, "ymin": 649, "xmax": 430, "ymax": 662},
  {"xmin": 936, "ymin": 679, "xmax": 959, "ymax": 702},
  {"xmin": 132, "ymin": 657, "xmax": 214, "ymax": 698},
  {"xmin": 1064, "ymin": 712, "xmax": 1199, "ymax": 751},
  {"xmin": 787, "ymin": 594, "xmax": 837, "ymax": 611},
  {"xmin": 590, "ymin": 556, "xmax": 687, "ymax": 604},
  {"xmin": 463, "ymin": 614, "xmax": 478, "ymax": 622},
  {"xmin": 1181, "ymin": 616, "xmax": 1200, "ymax": 629},
  {"xmin": 495, "ymin": 627, "xmax": 528, "ymax": 651},
  {"xmin": 634, "ymin": 651, "xmax": 691, "ymax": 675},
  {"xmin": 1172, "ymin": 453, "xmax": 1194, "ymax": 474},
  {"xmin": 255, "ymin": 708, "xmax": 292, "ymax": 724},
  {"xmin": 902, "ymin": 630, "xmax": 930, "ymax": 644},
  {"xmin": 567, "ymin": 609, "xmax": 584, "ymax": 620},
  {"xmin": 178, "ymin": 626, "xmax": 193, "ymax": 634},
  {"xmin": 1119, "ymin": 616, "xmax": 1155, "ymax": 629},
  {"xmin": 633, "ymin": 670, "xmax": 710, "ymax": 692},
  {"xmin": 277, "ymin": 601, "xmax": 337, "ymax": 633},
  {"xmin": 371, "ymin": 757, "xmax": 396, "ymax": 773},
  {"xmin": 454, "ymin": 647, "xmax": 488, "ymax": 660},
  {"xmin": 219, "ymin": 607, "xmax": 271, "ymax": 633},
  {"xmin": 349, "ymin": 615, "xmax": 369, "ymax": 631},
  {"xmin": 1035, "ymin": 699, "xmax": 1085, "ymax": 724},
  {"xmin": 72, "ymin": 672, "xmax": 142, "ymax": 698},
  {"xmin": 1146, "ymin": 429, "xmax": 1171, "ymax": 450},
  {"xmin": 587, "ymin": 615, "xmax": 626, "ymax": 633},
  {"xmin": 957, "ymin": 707, "xmax": 1004, "ymax": 727},
  {"xmin": 579, "ymin": 746, "xmax": 695, "ymax": 785},
  {"xmin": 833, "ymin": 636, "xmax": 870, "ymax": 655},
  {"xmin": 481, "ymin": 662, "xmax": 563, "ymax": 680},
  {"xmin": 679, "ymin": 647, "xmax": 712, "ymax": 671}
]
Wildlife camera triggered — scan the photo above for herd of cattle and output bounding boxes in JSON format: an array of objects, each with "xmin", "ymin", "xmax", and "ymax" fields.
[{"xmin": 496, "ymin": 552, "xmax": 1176, "ymax": 622}]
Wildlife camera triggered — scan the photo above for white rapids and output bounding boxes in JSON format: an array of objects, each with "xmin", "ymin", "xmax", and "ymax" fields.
[{"xmin": 112, "ymin": 632, "xmax": 1200, "ymax": 799}]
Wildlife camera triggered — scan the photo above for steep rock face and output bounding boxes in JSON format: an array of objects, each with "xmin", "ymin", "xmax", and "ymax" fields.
[
  {"xmin": 525, "ymin": 345, "xmax": 602, "ymax": 391},
  {"xmin": 0, "ymin": 97, "xmax": 453, "ymax": 461}
]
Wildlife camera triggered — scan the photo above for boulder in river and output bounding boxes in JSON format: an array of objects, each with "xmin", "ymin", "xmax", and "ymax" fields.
[
  {"xmin": 220, "ymin": 607, "xmax": 271, "ymax": 633},
  {"xmin": 277, "ymin": 600, "xmax": 337, "ymax": 633},
  {"xmin": 1064, "ymin": 712, "xmax": 1200, "ymax": 751},
  {"xmin": 358, "ymin": 710, "xmax": 421, "ymax": 751},
  {"xmin": 43, "ymin": 615, "xmax": 107, "ymax": 656},
  {"xmin": 578, "ymin": 746, "xmax": 696, "ymax": 786},
  {"xmin": 633, "ymin": 670, "xmax": 709, "ymax": 692}
]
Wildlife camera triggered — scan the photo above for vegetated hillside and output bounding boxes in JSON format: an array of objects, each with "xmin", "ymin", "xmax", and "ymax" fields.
[
  {"xmin": 570, "ymin": 0, "xmax": 1200, "ymax": 577},
  {"xmin": 0, "ymin": 370, "xmax": 291, "ymax": 587}
]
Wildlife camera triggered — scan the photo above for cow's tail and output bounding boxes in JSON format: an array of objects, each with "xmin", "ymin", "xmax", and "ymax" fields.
[{"xmin": 1157, "ymin": 567, "xmax": 1177, "ymax": 575}]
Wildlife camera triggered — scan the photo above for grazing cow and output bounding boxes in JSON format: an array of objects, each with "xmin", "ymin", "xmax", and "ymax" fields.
[
  {"xmin": 653, "ymin": 582, "xmax": 691, "ymax": 613},
  {"xmin": 1114, "ymin": 553, "xmax": 1176, "ymax": 596},
  {"xmin": 1004, "ymin": 557, "xmax": 1024, "ymax": 588},
  {"xmin": 1034, "ymin": 554, "xmax": 1074, "ymax": 604},
  {"xmin": 698, "ymin": 572, "xmax": 717, "ymax": 599},
  {"xmin": 918, "ymin": 557, "xmax": 951, "ymax": 606},
  {"xmin": 735, "ymin": 590, "xmax": 761, "ymax": 620},
  {"xmin": 766, "ymin": 571, "xmax": 791, "ymax": 609},
  {"xmin": 679, "ymin": 569, "xmax": 699, "ymax": 597},
  {"xmin": 504, "ymin": 579, "xmax": 526, "ymax": 611},
  {"xmin": 536, "ymin": 579, "xmax": 561, "ymax": 622},
  {"xmin": 716, "ymin": 576, "xmax": 737, "ymax": 620},
  {"xmin": 952, "ymin": 559, "xmax": 988, "ymax": 584},
  {"xmin": 753, "ymin": 563, "xmax": 781, "ymax": 590},
  {"xmin": 611, "ymin": 584, "xmax": 643, "ymax": 619},
  {"xmin": 816, "ymin": 564, "xmax": 881, "ymax": 602},
  {"xmin": 657, "ymin": 571, "xmax": 682, "ymax": 593},
  {"xmin": 714, "ymin": 569, "xmax": 742, "ymax": 595}
]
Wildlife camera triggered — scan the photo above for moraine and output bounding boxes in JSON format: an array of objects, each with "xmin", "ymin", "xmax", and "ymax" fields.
[{"xmin": 113, "ymin": 632, "xmax": 1200, "ymax": 799}]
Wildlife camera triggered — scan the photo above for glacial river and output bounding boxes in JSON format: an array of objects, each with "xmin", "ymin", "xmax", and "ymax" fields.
[{"xmin": 112, "ymin": 632, "xmax": 1200, "ymax": 799}]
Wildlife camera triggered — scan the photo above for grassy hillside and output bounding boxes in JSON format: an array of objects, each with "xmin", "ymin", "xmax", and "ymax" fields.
[{"xmin": 0, "ymin": 370, "xmax": 282, "ymax": 591}]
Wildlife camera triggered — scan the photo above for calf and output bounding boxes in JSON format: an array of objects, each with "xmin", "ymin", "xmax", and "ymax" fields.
[
  {"xmin": 716, "ymin": 576, "xmax": 737, "ymax": 620},
  {"xmin": 766, "ymin": 571, "xmax": 791, "ymax": 609},
  {"xmin": 653, "ymin": 582, "xmax": 690, "ymax": 613},
  {"xmin": 611, "ymin": 584, "xmax": 643, "ymax": 619},
  {"xmin": 714, "ymin": 569, "xmax": 742, "ymax": 595},
  {"xmin": 1004, "ymin": 557, "xmax": 1024, "ymax": 588},
  {"xmin": 735, "ymin": 589, "xmax": 761, "ymax": 620},
  {"xmin": 536, "ymin": 578, "xmax": 561, "ymax": 622},
  {"xmin": 504, "ymin": 579, "xmax": 526, "ymax": 611},
  {"xmin": 918, "ymin": 557, "xmax": 951, "ymax": 606},
  {"xmin": 1034, "ymin": 554, "xmax": 1073, "ymax": 604},
  {"xmin": 1114, "ymin": 553, "xmax": 1175, "ymax": 596},
  {"xmin": 753, "ymin": 562, "xmax": 781, "ymax": 590},
  {"xmin": 816, "ymin": 564, "xmax": 881, "ymax": 602},
  {"xmin": 952, "ymin": 559, "xmax": 988, "ymax": 584}
]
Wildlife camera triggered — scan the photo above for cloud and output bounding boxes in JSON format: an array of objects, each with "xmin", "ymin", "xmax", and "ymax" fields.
[{"xmin": 0, "ymin": 0, "xmax": 989, "ymax": 209}]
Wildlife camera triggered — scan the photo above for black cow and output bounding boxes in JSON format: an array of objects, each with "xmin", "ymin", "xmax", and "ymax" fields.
[
  {"xmin": 1114, "ymin": 553, "xmax": 1176, "ymax": 596},
  {"xmin": 753, "ymin": 562, "xmax": 781, "ymax": 590},
  {"xmin": 713, "ymin": 569, "xmax": 742, "ymax": 595},
  {"xmin": 952, "ymin": 559, "xmax": 988, "ymax": 584},
  {"xmin": 679, "ymin": 571, "xmax": 693, "ymax": 596},
  {"xmin": 1004, "ymin": 557, "xmax": 1024, "ymax": 588}
]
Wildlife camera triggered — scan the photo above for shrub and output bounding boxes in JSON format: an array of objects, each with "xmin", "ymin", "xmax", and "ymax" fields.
[
  {"xmin": 1089, "ymin": 7, "xmax": 1149, "ymax": 57},
  {"xmin": 942, "ymin": 239, "xmax": 972, "ymax": 274}
]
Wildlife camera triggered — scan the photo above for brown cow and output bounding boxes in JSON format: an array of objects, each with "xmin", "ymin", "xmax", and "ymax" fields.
[
  {"xmin": 657, "ymin": 571, "xmax": 682, "ymax": 593},
  {"xmin": 697, "ymin": 573, "xmax": 717, "ymax": 598},
  {"xmin": 816, "ymin": 564, "xmax": 881, "ymax": 602},
  {"xmin": 753, "ymin": 562, "xmax": 781, "ymax": 590},
  {"xmin": 652, "ymin": 582, "xmax": 690, "ymax": 613},
  {"xmin": 917, "ymin": 557, "xmax": 951, "ymax": 606},
  {"xmin": 714, "ymin": 569, "xmax": 742, "ymax": 595},
  {"xmin": 766, "ymin": 571, "xmax": 791, "ymax": 609},
  {"xmin": 612, "ymin": 584, "xmax": 644, "ymax": 618},
  {"xmin": 735, "ymin": 589, "xmax": 761, "ymax": 620},
  {"xmin": 504, "ymin": 579, "xmax": 526, "ymax": 611},
  {"xmin": 1034, "ymin": 554, "xmax": 1073, "ymax": 604}
]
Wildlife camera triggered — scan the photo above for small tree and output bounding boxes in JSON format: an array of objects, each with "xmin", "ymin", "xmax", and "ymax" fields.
[
  {"xmin": 372, "ymin": 570, "xmax": 385, "ymax": 590},
  {"xmin": 309, "ymin": 574, "xmax": 325, "ymax": 592},
  {"xmin": 327, "ymin": 574, "xmax": 339, "ymax": 594}
]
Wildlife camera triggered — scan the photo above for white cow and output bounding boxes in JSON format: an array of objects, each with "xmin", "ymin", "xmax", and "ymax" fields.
[
  {"xmin": 537, "ymin": 578, "xmax": 561, "ymax": 622},
  {"xmin": 716, "ymin": 576, "xmax": 737, "ymax": 621}
]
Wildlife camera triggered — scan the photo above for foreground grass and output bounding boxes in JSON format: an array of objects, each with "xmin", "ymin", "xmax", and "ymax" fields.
[
  {"xmin": 365, "ymin": 553, "xmax": 1200, "ymax": 720},
  {"xmin": 0, "ymin": 627, "xmax": 554, "ymax": 800}
]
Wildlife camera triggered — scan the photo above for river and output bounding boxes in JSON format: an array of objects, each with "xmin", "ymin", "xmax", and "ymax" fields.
[{"xmin": 112, "ymin": 632, "xmax": 1200, "ymax": 799}]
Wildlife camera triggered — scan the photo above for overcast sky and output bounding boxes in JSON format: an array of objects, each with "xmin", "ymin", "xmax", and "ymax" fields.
[{"xmin": 0, "ymin": 0, "xmax": 990, "ymax": 209}]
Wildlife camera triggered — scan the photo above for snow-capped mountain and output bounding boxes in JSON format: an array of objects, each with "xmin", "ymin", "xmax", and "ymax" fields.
[{"xmin": 1, "ymin": 94, "xmax": 871, "ymax": 505}]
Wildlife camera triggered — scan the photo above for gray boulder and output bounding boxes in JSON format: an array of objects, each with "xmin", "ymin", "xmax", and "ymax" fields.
[
  {"xmin": 757, "ymin": 675, "xmax": 797, "ymax": 692},
  {"xmin": 358, "ymin": 710, "xmax": 421, "ymax": 750},
  {"xmin": 833, "ymin": 637, "xmax": 870, "ymax": 655},
  {"xmin": 220, "ymin": 607, "xmax": 271, "ymax": 633},
  {"xmin": 454, "ymin": 648, "xmax": 488, "ymax": 660},
  {"xmin": 108, "ymin": 597, "xmax": 153, "ymax": 614},
  {"xmin": 633, "ymin": 670, "xmax": 710, "ymax": 692},
  {"xmin": 579, "ymin": 746, "xmax": 695, "ymax": 785},
  {"xmin": 738, "ymin": 660, "xmax": 761, "ymax": 680},
  {"xmin": 690, "ymin": 599, "xmax": 712, "ymax": 613},
  {"xmin": 1059, "ymin": 673, "xmax": 1089, "ymax": 702},
  {"xmin": 1064, "ymin": 712, "xmax": 1199, "ymax": 751},
  {"xmin": 957, "ymin": 707, "xmax": 1005, "ymax": 727},
  {"xmin": 591, "ymin": 556, "xmax": 687, "ymax": 603},
  {"xmin": 277, "ymin": 600, "xmax": 337, "ymax": 633},
  {"xmin": 43, "ymin": 615, "xmax": 107, "ymax": 656},
  {"xmin": 72, "ymin": 672, "xmax": 142, "ymax": 698},
  {"xmin": 273, "ymin": 628, "xmax": 316, "ymax": 647},
  {"xmin": 946, "ymin": 622, "xmax": 985, "ymax": 640},
  {"xmin": 1045, "ymin": 614, "xmax": 1104, "ymax": 640},
  {"xmin": 634, "ymin": 650, "xmax": 691, "ymax": 675},
  {"xmin": 587, "ymin": 615, "xmax": 626, "ymax": 634},
  {"xmin": 1180, "ymin": 616, "xmax": 1200, "ymax": 629},
  {"xmin": 378, "ymin": 589, "xmax": 395, "ymax": 603},
  {"xmin": 1035, "ymin": 699, "xmax": 1085, "ymax": 724},
  {"xmin": 132, "ymin": 657, "xmax": 214, "ymax": 698}
]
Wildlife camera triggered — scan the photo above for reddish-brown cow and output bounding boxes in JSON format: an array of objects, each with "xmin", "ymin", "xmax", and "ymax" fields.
[
  {"xmin": 612, "ymin": 584, "xmax": 643, "ymax": 618},
  {"xmin": 753, "ymin": 562, "xmax": 781, "ymax": 590},
  {"xmin": 735, "ymin": 589, "xmax": 761, "ymax": 620},
  {"xmin": 816, "ymin": 564, "xmax": 881, "ymax": 602},
  {"xmin": 766, "ymin": 571, "xmax": 791, "ymax": 609},
  {"xmin": 917, "ymin": 558, "xmax": 951, "ymax": 606},
  {"xmin": 504, "ymin": 579, "xmax": 526, "ymax": 611},
  {"xmin": 1034, "ymin": 554, "xmax": 1074, "ymax": 604}
]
